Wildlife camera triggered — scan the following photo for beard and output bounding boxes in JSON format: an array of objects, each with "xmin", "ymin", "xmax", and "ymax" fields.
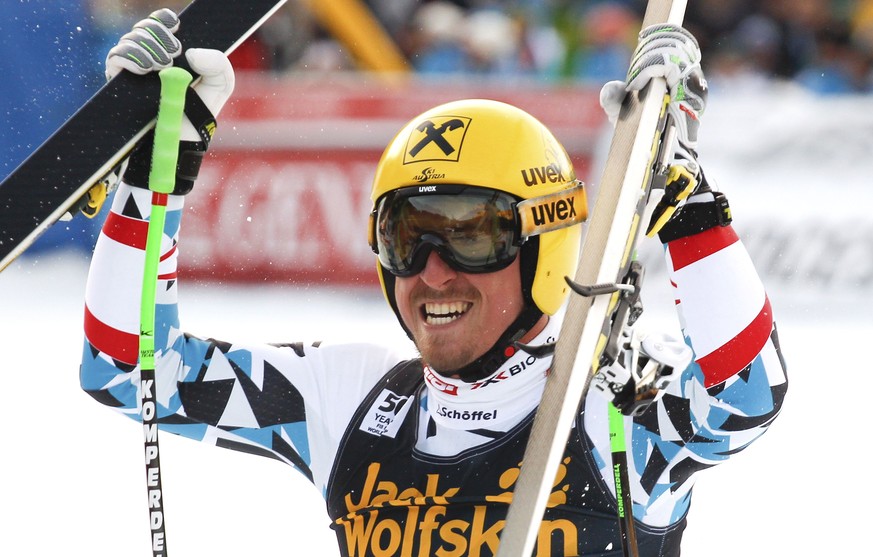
[
  {"xmin": 415, "ymin": 331, "xmax": 484, "ymax": 375},
  {"xmin": 406, "ymin": 283, "xmax": 492, "ymax": 375}
]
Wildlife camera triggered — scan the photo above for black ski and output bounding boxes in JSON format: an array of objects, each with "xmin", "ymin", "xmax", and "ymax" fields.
[{"xmin": 0, "ymin": 0, "xmax": 287, "ymax": 272}]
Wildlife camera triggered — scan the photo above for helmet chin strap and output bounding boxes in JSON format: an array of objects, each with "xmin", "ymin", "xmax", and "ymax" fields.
[{"xmin": 449, "ymin": 302, "xmax": 543, "ymax": 382}]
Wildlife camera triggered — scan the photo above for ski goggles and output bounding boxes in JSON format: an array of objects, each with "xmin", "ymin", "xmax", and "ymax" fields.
[{"xmin": 369, "ymin": 183, "xmax": 587, "ymax": 277}]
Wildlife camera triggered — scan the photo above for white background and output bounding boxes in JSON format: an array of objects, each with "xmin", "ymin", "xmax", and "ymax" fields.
[{"xmin": 2, "ymin": 86, "xmax": 872, "ymax": 555}]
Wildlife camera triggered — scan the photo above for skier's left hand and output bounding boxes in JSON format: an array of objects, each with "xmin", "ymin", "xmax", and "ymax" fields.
[
  {"xmin": 599, "ymin": 24, "xmax": 712, "ymax": 238},
  {"xmin": 105, "ymin": 8, "xmax": 182, "ymax": 80},
  {"xmin": 600, "ymin": 24, "xmax": 707, "ymax": 149},
  {"xmin": 592, "ymin": 327, "xmax": 692, "ymax": 416}
]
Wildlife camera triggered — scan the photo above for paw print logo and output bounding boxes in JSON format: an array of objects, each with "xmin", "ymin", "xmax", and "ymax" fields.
[{"xmin": 486, "ymin": 457, "xmax": 572, "ymax": 507}]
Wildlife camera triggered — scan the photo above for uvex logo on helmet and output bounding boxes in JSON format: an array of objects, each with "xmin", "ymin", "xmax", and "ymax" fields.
[
  {"xmin": 520, "ymin": 163, "xmax": 567, "ymax": 187},
  {"xmin": 403, "ymin": 116, "xmax": 472, "ymax": 164}
]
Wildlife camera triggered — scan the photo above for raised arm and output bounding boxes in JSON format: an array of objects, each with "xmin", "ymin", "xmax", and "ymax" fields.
[{"xmin": 593, "ymin": 23, "xmax": 788, "ymax": 527}]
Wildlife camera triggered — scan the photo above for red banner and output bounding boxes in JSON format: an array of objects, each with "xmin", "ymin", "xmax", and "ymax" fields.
[{"xmin": 181, "ymin": 75, "xmax": 604, "ymax": 284}]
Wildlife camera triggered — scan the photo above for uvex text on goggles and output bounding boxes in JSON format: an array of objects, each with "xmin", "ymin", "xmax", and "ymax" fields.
[{"xmin": 369, "ymin": 183, "xmax": 588, "ymax": 277}]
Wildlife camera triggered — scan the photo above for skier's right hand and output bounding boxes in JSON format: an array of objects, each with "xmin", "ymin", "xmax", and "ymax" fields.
[
  {"xmin": 106, "ymin": 9, "xmax": 235, "ymax": 195},
  {"xmin": 105, "ymin": 9, "xmax": 182, "ymax": 80}
]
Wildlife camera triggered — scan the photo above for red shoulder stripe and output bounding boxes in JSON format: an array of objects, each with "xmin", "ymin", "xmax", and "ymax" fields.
[
  {"xmin": 697, "ymin": 297, "xmax": 773, "ymax": 387},
  {"xmin": 669, "ymin": 226, "xmax": 739, "ymax": 272}
]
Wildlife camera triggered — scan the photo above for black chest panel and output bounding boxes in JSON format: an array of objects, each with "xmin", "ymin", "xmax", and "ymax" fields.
[{"xmin": 326, "ymin": 359, "xmax": 685, "ymax": 557}]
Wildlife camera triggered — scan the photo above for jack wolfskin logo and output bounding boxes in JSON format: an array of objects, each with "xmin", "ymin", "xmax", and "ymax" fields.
[
  {"xmin": 521, "ymin": 163, "xmax": 567, "ymax": 187},
  {"xmin": 404, "ymin": 116, "xmax": 471, "ymax": 164}
]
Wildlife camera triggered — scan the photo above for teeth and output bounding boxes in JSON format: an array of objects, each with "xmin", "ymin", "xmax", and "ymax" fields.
[{"xmin": 424, "ymin": 301, "xmax": 471, "ymax": 325}]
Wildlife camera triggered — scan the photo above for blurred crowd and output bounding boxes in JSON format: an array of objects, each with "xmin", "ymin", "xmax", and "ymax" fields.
[
  {"xmin": 239, "ymin": 0, "xmax": 873, "ymax": 95},
  {"xmin": 4, "ymin": 0, "xmax": 873, "ymax": 180},
  {"xmin": 2, "ymin": 0, "xmax": 869, "ymax": 252}
]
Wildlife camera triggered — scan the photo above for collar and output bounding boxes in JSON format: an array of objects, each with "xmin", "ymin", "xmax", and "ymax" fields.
[{"xmin": 423, "ymin": 314, "xmax": 560, "ymax": 431}]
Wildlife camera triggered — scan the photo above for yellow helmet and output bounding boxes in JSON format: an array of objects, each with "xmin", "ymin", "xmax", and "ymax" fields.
[{"xmin": 370, "ymin": 99, "xmax": 587, "ymax": 318}]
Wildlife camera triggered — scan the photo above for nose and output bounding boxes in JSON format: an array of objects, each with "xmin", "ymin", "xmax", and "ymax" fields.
[{"xmin": 418, "ymin": 250, "xmax": 457, "ymax": 290}]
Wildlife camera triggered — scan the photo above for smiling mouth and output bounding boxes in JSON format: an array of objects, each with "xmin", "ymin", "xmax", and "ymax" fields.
[{"xmin": 423, "ymin": 301, "xmax": 472, "ymax": 325}]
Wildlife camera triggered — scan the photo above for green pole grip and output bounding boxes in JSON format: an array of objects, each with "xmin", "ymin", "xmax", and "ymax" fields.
[
  {"xmin": 140, "ymin": 66, "xmax": 193, "ymax": 354},
  {"xmin": 148, "ymin": 67, "xmax": 193, "ymax": 195}
]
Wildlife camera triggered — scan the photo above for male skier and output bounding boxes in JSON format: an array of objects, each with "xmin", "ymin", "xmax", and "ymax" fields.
[{"xmin": 81, "ymin": 9, "xmax": 787, "ymax": 556}]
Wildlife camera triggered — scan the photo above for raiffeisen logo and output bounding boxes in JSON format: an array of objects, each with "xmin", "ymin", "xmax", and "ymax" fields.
[{"xmin": 403, "ymin": 116, "xmax": 472, "ymax": 164}]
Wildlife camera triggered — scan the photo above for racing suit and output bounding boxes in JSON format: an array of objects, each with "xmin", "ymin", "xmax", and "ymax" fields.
[{"xmin": 81, "ymin": 183, "xmax": 788, "ymax": 556}]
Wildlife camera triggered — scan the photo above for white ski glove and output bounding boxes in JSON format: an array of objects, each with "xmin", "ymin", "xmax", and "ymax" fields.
[
  {"xmin": 592, "ymin": 328, "xmax": 692, "ymax": 416},
  {"xmin": 599, "ymin": 24, "xmax": 724, "ymax": 240},
  {"xmin": 105, "ymin": 9, "xmax": 182, "ymax": 80},
  {"xmin": 106, "ymin": 9, "xmax": 235, "ymax": 194},
  {"xmin": 601, "ymin": 24, "xmax": 706, "ymax": 149},
  {"xmin": 627, "ymin": 24, "xmax": 706, "ymax": 151}
]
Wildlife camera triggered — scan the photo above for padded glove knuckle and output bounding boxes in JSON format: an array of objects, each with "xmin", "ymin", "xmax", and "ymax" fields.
[
  {"xmin": 148, "ymin": 8, "xmax": 179, "ymax": 32},
  {"xmin": 132, "ymin": 13, "xmax": 180, "ymax": 62}
]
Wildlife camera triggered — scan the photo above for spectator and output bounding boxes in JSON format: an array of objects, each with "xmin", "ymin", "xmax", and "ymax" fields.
[
  {"xmin": 570, "ymin": 2, "xmax": 640, "ymax": 84},
  {"xmin": 463, "ymin": 8, "xmax": 528, "ymax": 75},
  {"xmin": 705, "ymin": 14, "xmax": 785, "ymax": 90},
  {"xmin": 405, "ymin": 1, "xmax": 469, "ymax": 74},
  {"xmin": 795, "ymin": 22, "xmax": 873, "ymax": 93}
]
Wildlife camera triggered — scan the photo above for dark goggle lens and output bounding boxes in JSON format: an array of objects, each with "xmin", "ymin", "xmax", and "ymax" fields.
[{"xmin": 375, "ymin": 189, "xmax": 519, "ymax": 276}]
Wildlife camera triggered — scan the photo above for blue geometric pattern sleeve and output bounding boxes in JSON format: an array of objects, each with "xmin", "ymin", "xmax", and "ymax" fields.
[
  {"xmin": 81, "ymin": 184, "xmax": 397, "ymax": 492},
  {"xmin": 583, "ymin": 225, "xmax": 788, "ymax": 528}
]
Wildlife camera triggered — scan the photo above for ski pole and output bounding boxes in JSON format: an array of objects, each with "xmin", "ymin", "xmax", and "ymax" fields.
[
  {"xmin": 609, "ymin": 402, "xmax": 640, "ymax": 557},
  {"xmin": 139, "ymin": 66, "xmax": 193, "ymax": 557}
]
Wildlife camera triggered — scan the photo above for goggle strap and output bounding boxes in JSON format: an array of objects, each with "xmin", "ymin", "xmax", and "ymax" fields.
[
  {"xmin": 367, "ymin": 208, "xmax": 378, "ymax": 253},
  {"xmin": 517, "ymin": 182, "xmax": 588, "ymax": 240}
]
